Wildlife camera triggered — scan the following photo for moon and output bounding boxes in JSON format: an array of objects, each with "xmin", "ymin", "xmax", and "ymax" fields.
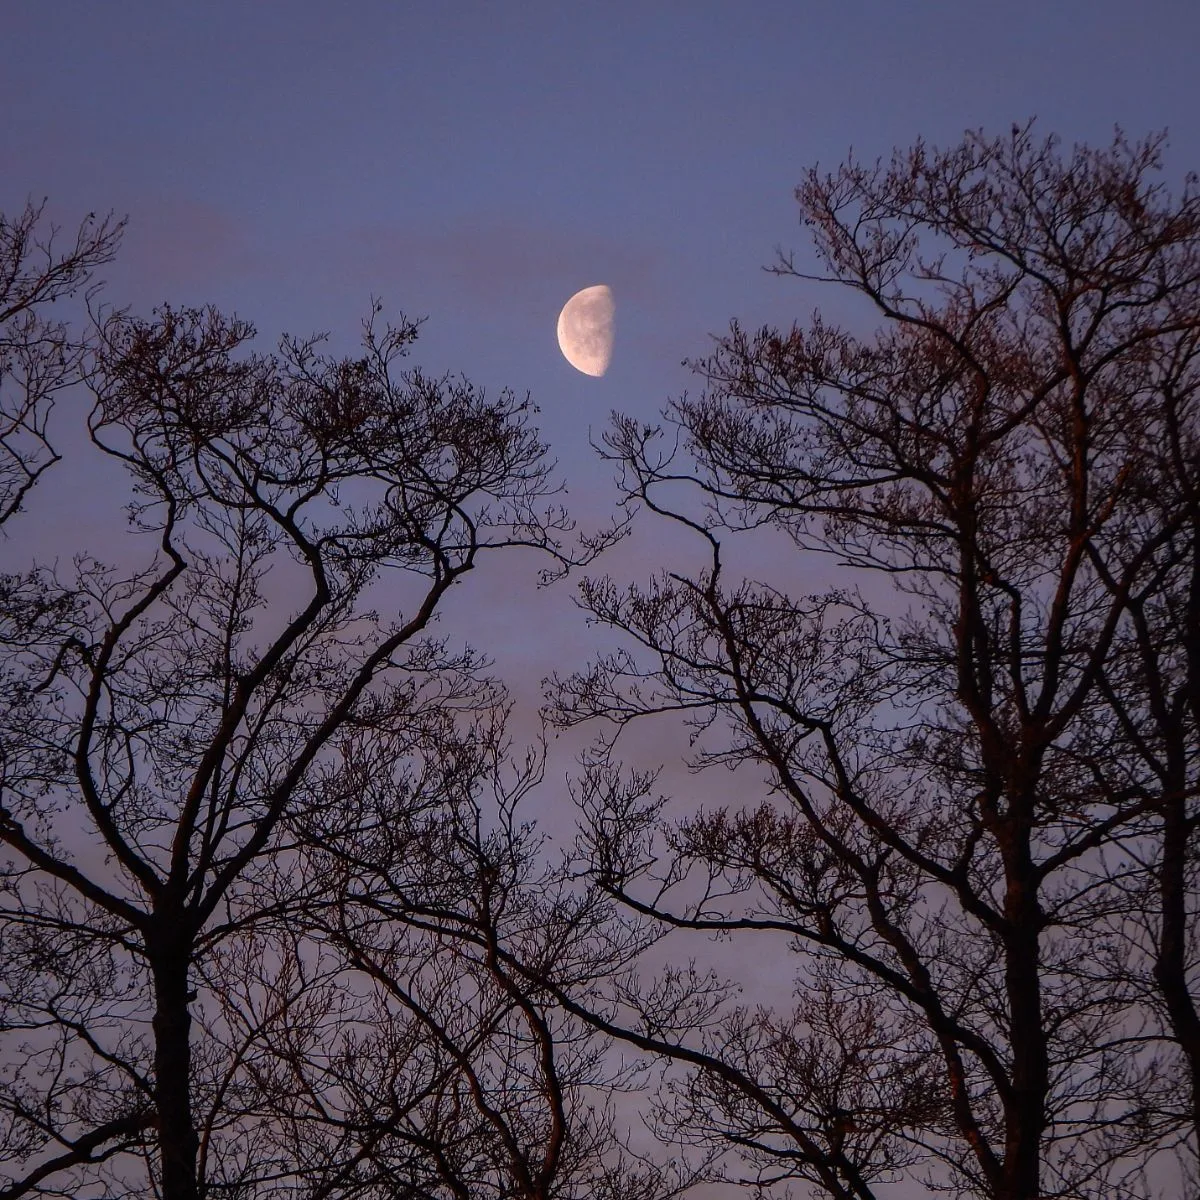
[{"xmin": 556, "ymin": 285, "xmax": 614, "ymax": 377}]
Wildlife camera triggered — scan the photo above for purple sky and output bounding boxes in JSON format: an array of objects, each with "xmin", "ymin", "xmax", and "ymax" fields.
[{"xmin": 4, "ymin": 0, "xmax": 1199, "ymax": 770}]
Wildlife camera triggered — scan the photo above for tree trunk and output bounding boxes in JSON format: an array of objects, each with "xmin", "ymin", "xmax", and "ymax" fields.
[
  {"xmin": 1001, "ymin": 825, "xmax": 1048, "ymax": 1200},
  {"xmin": 151, "ymin": 943, "xmax": 199, "ymax": 1200},
  {"xmin": 1155, "ymin": 784, "xmax": 1200, "ymax": 1153}
]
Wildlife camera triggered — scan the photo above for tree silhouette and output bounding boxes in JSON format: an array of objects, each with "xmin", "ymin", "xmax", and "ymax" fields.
[
  {"xmin": 0, "ymin": 200, "xmax": 124, "ymax": 527},
  {"xmin": 547, "ymin": 125, "xmax": 1200, "ymax": 1200},
  {"xmin": 9, "ymin": 124, "xmax": 1199, "ymax": 1200},
  {"xmin": 0, "ymin": 300, "xmax": 614, "ymax": 1199},
  {"xmin": 252, "ymin": 720, "xmax": 689, "ymax": 1200}
]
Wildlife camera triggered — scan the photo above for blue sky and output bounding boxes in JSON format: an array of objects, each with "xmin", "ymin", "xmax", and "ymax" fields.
[{"xmin": 4, "ymin": 0, "xmax": 1199, "ymax": 731}]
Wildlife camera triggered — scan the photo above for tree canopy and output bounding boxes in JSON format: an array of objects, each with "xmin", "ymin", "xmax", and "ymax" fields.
[
  {"xmin": 3, "ymin": 125, "xmax": 1200, "ymax": 1200},
  {"xmin": 546, "ymin": 124, "xmax": 1200, "ymax": 1200}
]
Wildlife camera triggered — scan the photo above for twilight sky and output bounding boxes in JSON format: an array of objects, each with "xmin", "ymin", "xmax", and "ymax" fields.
[{"xmin": 3, "ymin": 0, "xmax": 1199, "ymax": 764}]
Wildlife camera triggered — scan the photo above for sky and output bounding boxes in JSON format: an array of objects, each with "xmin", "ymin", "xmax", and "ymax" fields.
[{"xmin": 3, "ymin": 0, "xmax": 1199, "ymax": 782}]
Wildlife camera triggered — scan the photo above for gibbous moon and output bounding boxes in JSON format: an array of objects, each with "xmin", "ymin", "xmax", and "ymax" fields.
[{"xmin": 556, "ymin": 285, "xmax": 614, "ymax": 377}]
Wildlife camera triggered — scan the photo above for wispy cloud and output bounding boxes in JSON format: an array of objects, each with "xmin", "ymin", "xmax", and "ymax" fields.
[
  {"xmin": 113, "ymin": 196, "xmax": 261, "ymax": 298},
  {"xmin": 340, "ymin": 218, "xmax": 664, "ymax": 312}
]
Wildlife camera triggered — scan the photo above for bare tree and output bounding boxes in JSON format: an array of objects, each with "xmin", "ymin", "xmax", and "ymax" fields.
[
  {"xmin": 0, "ymin": 299, "xmax": 608, "ymax": 1199},
  {"xmin": 1081, "ymin": 283, "xmax": 1200, "ymax": 1180},
  {"xmin": 224, "ymin": 717, "xmax": 690, "ymax": 1200},
  {"xmin": 545, "ymin": 125, "xmax": 1200, "ymax": 1200},
  {"xmin": 0, "ymin": 200, "xmax": 124, "ymax": 526}
]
